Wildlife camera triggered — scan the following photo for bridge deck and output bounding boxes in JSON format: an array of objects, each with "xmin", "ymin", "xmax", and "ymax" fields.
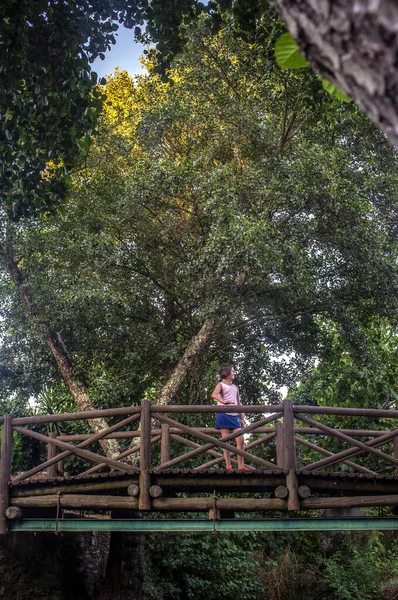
[
  {"xmin": 11, "ymin": 468, "xmax": 398, "ymax": 491},
  {"xmin": 9, "ymin": 469, "xmax": 398, "ymax": 516}
]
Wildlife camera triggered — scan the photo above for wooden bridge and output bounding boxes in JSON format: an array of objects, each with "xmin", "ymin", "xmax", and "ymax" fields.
[{"xmin": 3, "ymin": 400, "xmax": 398, "ymax": 533}]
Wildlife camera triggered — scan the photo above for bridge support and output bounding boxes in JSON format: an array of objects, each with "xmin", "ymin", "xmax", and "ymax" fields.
[
  {"xmin": 47, "ymin": 432, "xmax": 57, "ymax": 478},
  {"xmin": 283, "ymin": 401, "xmax": 300, "ymax": 511},
  {"xmin": 9, "ymin": 518, "xmax": 398, "ymax": 533},
  {"xmin": 139, "ymin": 400, "xmax": 151, "ymax": 510}
]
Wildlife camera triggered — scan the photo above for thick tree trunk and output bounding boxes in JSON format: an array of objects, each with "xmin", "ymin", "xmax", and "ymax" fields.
[
  {"xmin": 46, "ymin": 333, "xmax": 120, "ymax": 458},
  {"xmin": 99, "ymin": 531, "xmax": 143, "ymax": 600},
  {"xmin": 128, "ymin": 320, "xmax": 216, "ymax": 466},
  {"xmin": 0, "ymin": 240, "xmax": 119, "ymax": 458},
  {"xmin": 155, "ymin": 320, "xmax": 216, "ymax": 406},
  {"xmin": 269, "ymin": 0, "xmax": 398, "ymax": 145}
]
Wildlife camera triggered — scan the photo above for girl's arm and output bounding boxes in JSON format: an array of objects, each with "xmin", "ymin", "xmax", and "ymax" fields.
[{"xmin": 211, "ymin": 383, "xmax": 233, "ymax": 404}]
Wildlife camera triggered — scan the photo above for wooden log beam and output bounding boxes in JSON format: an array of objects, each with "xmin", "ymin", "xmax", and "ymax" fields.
[
  {"xmin": 55, "ymin": 427, "xmax": 389, "ymax": 441},
  {"xmin": 195, "ymin": 433, "xmax": 275, "ymax": 471},
  {"xmin": 276, "ymin": 422, "xmax": 285, "ymax": 469},
  {"xmin": 59, "ymin": 431, "xmax": 141, "ymax": 441},
  {"xmin": 299, "ymin": 476, "xmax": 398, "ymax": 495},
  {"xmin": 296, "ymin": 415, "xmax": 398, "ymax": 470},
  {"xmin": 12, "ymin": 472, "xmax": 398, "ymax": 499},
  {"xmin": 302, "ymin": 495, "xmax": 398, "ymax": 510},
  {"xmin": 275, "ymin": 486, "xmax": 288, "ymax": 498},
  {"xmin": 12, "ymin": 413, "xmax": 140, "ymax": 483},
  {"xmin": 127, "ymin": 484, "xmax": 140, "ymax": 497},
  {"xmin": 0, "ymin": 415, "xmax": 13, "ymax": 534},
  {"xmin": 152, "ymin": 474, "xmax": 287, "ymax": 491},
  {"xmin": 155, "ymin": 417, "xmax": 276, "ymax": 471},
  {"xmin": 12, "ymin": 401, "xmax": 398, "ymax": 428},
  {"xmin": 160, "ymin": 424, "xmax": 170, "ymax": 465},
  {"xmin": 13, "ymin": 406, "xmax": 141, "ymax": 426},
  {"xmin": 151, "ymin": 405, "xmax": 283, "ymax": 414},
  {"xmin": 170, "ymin": 431, "xmax": 275, "ymax": 470},
  {"xmin": 149, "ymin": 485, "xmax": 164, "ymax": 498},
  {"xmin": 13, "ymin": 426, "xmax": 137, "ymax": 476},
  {"xmin": 11, "ymin": 473, "xmax": 288, "ymax": 498},
  {"xmin": 58, "ymin": 428, "xmax": 277, "ymax": 441},
  {"xmin": 284, "ymin": 400, "xmax": 300, "ymax": 511},
  {"xmin": 295, "ymin": 435, "xmax": 378, "ymax": 475},
  {"xmin": 15, "ymin": 493, "xmax": 398, "ymax": 511},
  {"xmin": 294, "ymin": 428, "xmax": 388, "ymax": 437},
  {"xmin": 14, "ymin": 402, "xmax": 398, "ymax": 422},
  {"xmin": 298, "ymin": 486, "xmax": 311, "ymax": 499},
  {"xmin": 139, "ymin": 400, "xmax": 151, "ymax": 510},
  {"xmin": 5, "ymin": 506, "xmax": 23, "ymax": 520},
  {"xmin": 13, "ymin": 478, "xmax": 140, "ymax": 498},
  {"xmin": 394, "ymin": 431, "xmax": 398, "ymax": 477},
  {"xmin": 13, "ymin": 495, "xmax": 140, "ymax": 510},
  {"xmin": 12, "ymin": 495, "xmax": 287, "ymax": 512},
  {"xmin": 154, "ymin": 413, "xmax": 282, "ymax": 471},
  {"xmin": 170, "ymin": 434, "xmax": 239, "ymax": 470},
  {"xmin": 80, "ymin": 435, "xmax": 160, "ymax": 477},
  {"xmin": 57, "ymin": 455, "xmax": 64, "ymax": 477},
  {"xmin": 294, "ymin": 405, "xmax": 398, "ymax": 419},
  {"xmin": 47, "ymin": 432, "xmax": 57, "ymax": 478},
  {"xmin": 298, "ymin": 428, "xmax": 398, "ymax": 473}
]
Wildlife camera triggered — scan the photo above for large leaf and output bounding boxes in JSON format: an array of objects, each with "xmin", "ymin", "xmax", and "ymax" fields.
[
  {"xmin": 275, "ymin": 32, "xmax": 309, "ymax": 69},
  {"xmin": 321, "ymin": 77, "xmax": 352, "ymax": 103}
]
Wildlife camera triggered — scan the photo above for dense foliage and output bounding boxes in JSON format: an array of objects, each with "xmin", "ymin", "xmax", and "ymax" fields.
[
  {"xmin": 2, "ymin": 17, "xmax": 398, "ymax": 410},
  {"xmin": 2, "ymin": 6, "xmax": 398, "ymax": 600},
  {"xmin": 140, "ymin": 529, "xmax": 398, "ymax": 600}
]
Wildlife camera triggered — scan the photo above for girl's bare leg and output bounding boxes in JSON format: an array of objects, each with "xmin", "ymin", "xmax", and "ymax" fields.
[
  {"xmin": 233, "ymin": 428, "xmax": 245, "ymax": 469},
  {"xmin": 220, "ymin": 428, "xmax": 232, "ymax": 468}
]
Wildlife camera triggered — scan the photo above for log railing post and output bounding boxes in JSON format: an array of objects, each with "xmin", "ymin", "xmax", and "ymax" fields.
[
  {"xmin": 57, "ymin": 456, "xmax": 65, "ymax": 477},
  {"xmin": 139, "ymin": 400, "xmax": 151, "ymax": 510},
  {"xmin": 47, "ymin": 432, "xmax": 57, "ymax": 478},
  {"xmin": 283, "ymin": 400, "xmax": 300, "ymax": 511},
  {"xmin": 0, "ymin": 415, "xmax": 13, "ymax": 534},
  {"xmin": 160, "ymin": 423, "xmax": 170, "ymax": 466},
  {"xmin": 394, "ymin": 430, "xmax": 398, "ymax": 477},
  {"xmin": 276, "ymin": 422, "xmax": 285, "ymax": 469}
]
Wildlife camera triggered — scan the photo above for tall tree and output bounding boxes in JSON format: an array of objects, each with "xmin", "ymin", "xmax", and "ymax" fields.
[{"xmin": 3, "ymin": 19, "xmax": 398, "ymax": 413}]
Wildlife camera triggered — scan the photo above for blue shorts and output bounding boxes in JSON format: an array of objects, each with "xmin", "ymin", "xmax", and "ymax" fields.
[{"xmin": 215, "ymin": 413, "xmax": 241, "ymax": 430}]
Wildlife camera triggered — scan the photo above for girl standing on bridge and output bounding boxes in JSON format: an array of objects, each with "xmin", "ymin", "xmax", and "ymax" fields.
[{"xmin": 211, "ymin": 364, "xmax": 248, "ymax": 471}]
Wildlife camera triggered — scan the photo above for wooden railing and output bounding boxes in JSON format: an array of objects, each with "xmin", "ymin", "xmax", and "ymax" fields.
[{"xmin": 2, "ymin": 400, "xmax": 398, "ymax": 532}]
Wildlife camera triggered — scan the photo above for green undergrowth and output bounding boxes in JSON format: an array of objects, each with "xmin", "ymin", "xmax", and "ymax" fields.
[{"xmin": 140, "ymin": 528, "xmax": 398, "ymax": 600}]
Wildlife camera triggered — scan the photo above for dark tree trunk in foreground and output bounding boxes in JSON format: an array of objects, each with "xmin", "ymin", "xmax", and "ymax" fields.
[
  {"xmin": 0, "ymin": 532, "xmax": 111, "ymax": 599},
  {"xmin": 99, "ymin": 532, "xmax": 143, "ymax": 600},
  {"xmin": 0, "ymin": 531, "xmax": 143, "ymax": 600},
  {"xmin": 269, "ymin": 0, "xmax": 398, "ymax": 145}
]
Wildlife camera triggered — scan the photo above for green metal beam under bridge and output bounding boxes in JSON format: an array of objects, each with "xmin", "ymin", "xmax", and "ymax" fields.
[{"xmin": 9, "ymin": 518, "xmax": 398, "ymax": 533}]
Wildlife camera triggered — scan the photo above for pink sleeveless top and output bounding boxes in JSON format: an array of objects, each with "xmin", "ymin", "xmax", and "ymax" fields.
[{"xmin": 218, "ymin": 382, "xmax": 239, "ymax": 416}]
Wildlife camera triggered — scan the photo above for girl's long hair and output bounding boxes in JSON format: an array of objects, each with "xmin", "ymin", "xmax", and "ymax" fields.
[{"xmin": 217, "ymin": 364, "xmax": 233, "ymax": 380}]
